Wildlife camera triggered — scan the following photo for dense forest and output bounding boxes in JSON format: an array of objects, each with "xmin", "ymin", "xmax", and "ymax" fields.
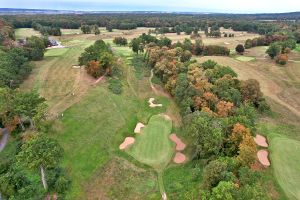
[{"xmin": 2, "ymin": 13, "xmax": 299, "ymax": 35}]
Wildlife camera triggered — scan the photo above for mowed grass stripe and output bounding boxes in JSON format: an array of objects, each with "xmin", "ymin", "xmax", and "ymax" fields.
[
  {"xmin": 128, "ymin": 115, "xmax": 174, "ymax": 170},
  {"xmin": 271, "ymin": 137, "xmax": 300, "ymax": 200}
]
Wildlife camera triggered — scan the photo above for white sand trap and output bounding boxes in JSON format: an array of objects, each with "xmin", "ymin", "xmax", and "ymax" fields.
[
  {"xmin": 173, "ymin": 152, "xmax": 186, "ymax": 164},
  {"xmin": 119, "ymin": 137, "xmax": 135, "ymax": 150},
  {"xmin": 254, "ymin": 134, "xmax": 269, "ymax": 147},
  {"xmin": 169, "ymin": 133, "xmax": 186, "ymax": 151},
  {"xmin": 134, "ymin": 122, "xmax": 145, "ymax": 133},
  {"xmin": 72, "ymin": 65, "xmax": 81, "ymax": 69},
  {"xmin": 148, "ymin": 97, "xmax": 163, "ymax": 108},
  {"xmin": 257, "ymin": 150, "xmax": 270, "ymax": 166},
  {"xmin": 224, "ymin": 42, "xmax": 230, "ymax": 45}
]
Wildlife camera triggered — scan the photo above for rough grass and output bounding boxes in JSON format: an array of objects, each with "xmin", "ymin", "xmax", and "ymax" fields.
[
  {"xmin": 127, "ymin": 114, "xmax": 174, "ymax": 170},
  {"xmin": 163, "ymin": 162, "xmax": 203, "ymax": 200},
  {"xmin": 235, "ymin": 56, "xmax": 256, "ymax": 62},
  {"xmin": 15, "ymin": 28, "xmax": 41, "ymax": 39},
  {"xmin": 61, "ymin": 29, "xmax": 81, "ymax": 35}
]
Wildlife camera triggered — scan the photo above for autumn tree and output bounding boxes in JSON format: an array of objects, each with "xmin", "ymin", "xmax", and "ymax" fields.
[
  {"xmin": 239, "ymin": 79, "xmax": 263, "ymax": 106},
  {"xmin": 216, "ymin": 101, "xmax": 234, "ymax": 117},
  {"xmin": 276, "ymin": 53, "xmax": 288, "ymax": 65},
  {"xmin": 86, "ymin": 60, "xmax": 101, "ymax": 78}
]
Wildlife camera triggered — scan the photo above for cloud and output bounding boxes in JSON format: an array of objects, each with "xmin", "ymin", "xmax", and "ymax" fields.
[{"xmin": 1, "ymin": 0, "xmax": 300, "ymax": 13}]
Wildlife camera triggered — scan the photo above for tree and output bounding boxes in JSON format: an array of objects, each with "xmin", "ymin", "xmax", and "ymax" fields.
[
  {"xmin": 193, "ymin": 39, "xmax": 204, "ymax": 55},
  {"xmin": 266, "ymin": 43, "xmax": 281, "ymax": 59},
  {"xmin": 24, "ymin": 36, "xmax": 46, "ymax": 61},
  {"xmin": 202, "ymin": 60, "xmax": 217, "ymax": 70},
  {"xmin": 131, "ymin": 38, "xmax": 144, "ymax": 54},
  {"xmin": 180, "ymin": 50, "xmax": 192, "ymax": 62},
  {"xmin": 235, "ymin": 44, "xmax": 245, "ymax": 54},
  {"xmin": 13, "ymin": 90, "xmax": 46, "ymax": 129},
  {"xmin": 210, "ymin": 181, "xmax": 237, "ymax": 200},
  {"xmin": 239, "ymin": 79, "xmax": 263, "ymax": 106},
  {"xmin": 17, "ymin": 135, "xmax": 63, "ymax": 190},
  {"xmin": 184, "ymin": 111, "xmax": 224, "ymax": 158},
  {"xmin": 86, "ymin": 60, "xmax": 101, "ymax": 78}
]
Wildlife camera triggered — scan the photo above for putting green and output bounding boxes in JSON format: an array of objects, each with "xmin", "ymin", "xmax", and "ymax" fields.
[
  {"xmin": 271, "ymin": 137, "xmax": 300, "ymax": 199},
  {"xmin": 235, "ymin": 56, "xmax": 256, "ymax": 62},
  {"xmin": 127, "ymin": 114, "xmax": 174, "ymax": 170}
]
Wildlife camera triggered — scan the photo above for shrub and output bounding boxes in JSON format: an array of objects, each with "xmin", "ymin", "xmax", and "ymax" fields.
[
  {"xmin": 235, "ymin": 44, "xmax": 245, "ymax": 54},
  {"xmin": 276, "ymin": 53, "xmax": 288, "ymax": 65},
  {"xmin": 113, "ymin": 37, "xmax": 128, "ymax": 46},
  {"xmin": 203, "ymin": 45, "xmax": 230, "ymax": 56},
  {"xmin": 202, "ymin": 60, "xmax": 218, "ymax": 70},
  {"xmin": 108, "ymin": 79, "xmax": 122, "ymax": 94}
]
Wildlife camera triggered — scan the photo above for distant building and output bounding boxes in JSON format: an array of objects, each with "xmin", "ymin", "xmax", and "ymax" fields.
[{"xmin": 48, "ymin": 39, "xmax": 59, "ymax": 47}]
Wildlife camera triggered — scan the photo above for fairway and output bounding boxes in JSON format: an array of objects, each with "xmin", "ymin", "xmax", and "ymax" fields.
[
  {"xmin": 235, "ymin": 56, "xmax": 256, "ymax": 62},
  {"xmin": 128, "ymin": 114, "xmax": 174, "ymax": 170},
  {"xmin": 15, "ymin": 28, "xmax": 41, "ymax": 39},
  {"xmin": 271, "ymin": 137, "xmax": 300, "ymax": 200},
  {"xmin": 45, "ymin": 48, "xmax": 69, "ymax": 57}
]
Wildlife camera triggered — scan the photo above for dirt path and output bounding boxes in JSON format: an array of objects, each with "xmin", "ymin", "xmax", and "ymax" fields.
[
  {"xmin": 0, "ymin": 128, "xmax": 9, "ymax": 152},
  {"xmin": 149, "ymin": 69, "xmax": 171, "ymax": 98}
]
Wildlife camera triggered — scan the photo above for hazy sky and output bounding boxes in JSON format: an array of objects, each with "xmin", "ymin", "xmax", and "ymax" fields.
[{"xmin": 1, "ymin": 0, "xmax": 300, "ymax": 13}]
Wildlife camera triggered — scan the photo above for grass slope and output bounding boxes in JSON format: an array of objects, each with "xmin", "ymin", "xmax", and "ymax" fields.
[{"xmin": 127, "ymin": 114, "xmax": 174, "ymax": 170}]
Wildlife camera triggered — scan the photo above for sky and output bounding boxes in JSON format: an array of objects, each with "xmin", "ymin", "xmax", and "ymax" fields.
[{"xmin": 1, "ymin": 0, "xmax": 300, "ymax": 13}]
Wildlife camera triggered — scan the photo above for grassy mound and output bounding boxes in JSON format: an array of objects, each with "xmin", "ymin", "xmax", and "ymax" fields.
[
  {"xmin": 235, "ymin": 56, "xmax": 256, "ymax": 62},
  {"xmin": 271, "ymin": 137, "xmax": 300, "ymax": 199},
  {"xmin": 127, "ymin": 114, "xmax": 174, "ymax": 170}
]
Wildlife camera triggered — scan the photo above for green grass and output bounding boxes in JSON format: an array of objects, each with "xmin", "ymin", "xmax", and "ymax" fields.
[
  {"xmin": 235, "ymin": 56, "xmax": 256, "ymax": 62},
  {"xmin": 259, "ymin": 123, "xmax": 300, "ymax": 200},
  {"xmin": 294, "ymin": 44, "xmax": 300, "ymax": 53},
  {"xmin": 45, "ymin": 48, "xmax": 69, "ymax": 57},
  {"xmin": 15, "ymin": 28, "xmax": 41, "ymax": 39},
  {"xmin": 127, "ymin": 114, "xmax": 174, "ymax": 170}
]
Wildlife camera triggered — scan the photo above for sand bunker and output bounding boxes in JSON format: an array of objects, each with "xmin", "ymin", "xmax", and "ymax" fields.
[
  {"xmin": 169, "ymin": 134, "xmax": 186, "ymax": 151},
  {"xmin": 134, "ymin": 122, "xmax": 145, "ymax": 133},
  {"xmin": 173, "ymin": 152, "xmax": 186, "ymax": 164},
  {"xmin": 257, "ymin": 150, "xmax": 270, "ymax": 166},
  {"xmin": 254, "ymin": 134, "xmax": 269, "ymax": 147},
  {"xmin": 224, "ymin": 42, "xmax": 230, "ymax": 45},
  {"xmin": 160, "ymin": 114, "xmax": 171, "ymax": 121},
  {"xmin": 119, "ymin": 137, "xmax": 135, "ymax": 150},
  {"xmin": 148, "ymin": 98, "xmax": 163, "ymax": 108},
  {"xmin": 72, "ymin": 65, "xmax": 81, "ymax": 69}
]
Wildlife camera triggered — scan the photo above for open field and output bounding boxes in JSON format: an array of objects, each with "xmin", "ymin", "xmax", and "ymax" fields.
[
  {"xmin": 15, "ymin": 28, "xmax": 41, "ymax": 39},
  {"xmin": 127, "ymin": 114, "xmax": 174, "ymax": 170}
]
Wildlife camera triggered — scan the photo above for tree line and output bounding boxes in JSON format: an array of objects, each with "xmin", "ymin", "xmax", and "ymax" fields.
[{"xmin": 0, "ymin": 19, "xmax": 69, "ymax": 199}]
